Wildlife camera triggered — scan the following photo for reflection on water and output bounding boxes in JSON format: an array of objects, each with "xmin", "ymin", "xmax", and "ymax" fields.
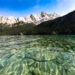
[{"xmin": 0, "ymin": 35, "xmax": 75, "ymax": 75}]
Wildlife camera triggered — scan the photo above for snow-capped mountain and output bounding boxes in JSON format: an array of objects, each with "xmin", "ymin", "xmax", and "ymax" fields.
[{"xmin": 0, "ymin": 11, "xmax": 59, "ymax": 25}]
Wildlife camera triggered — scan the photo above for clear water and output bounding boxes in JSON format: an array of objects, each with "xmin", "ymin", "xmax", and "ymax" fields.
[{"xmin": 0, "ymin": 35, "xmax": 75, "ymax": 75}]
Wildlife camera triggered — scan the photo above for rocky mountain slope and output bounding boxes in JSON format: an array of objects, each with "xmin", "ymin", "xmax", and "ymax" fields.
[
  {"xmin": 37, "ymin": 10, "xmax": 75, "ymax": 34},
  {"xmin": 0, "ymin": 11, "xmax": 75, "ymax": 35},
  {"xmin": 0, "ymin": 12, "xmax": 59, "ymax": 25}
]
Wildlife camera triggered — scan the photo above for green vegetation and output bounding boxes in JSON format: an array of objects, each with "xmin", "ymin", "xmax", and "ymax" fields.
[
  {"xmin": 0, "ymin": 21, "xmax": 37, "ymax": 35},
  {"xmin": 37, "ymin": 11, "xmax": 75, "ymax": 34},
  {"xmin": 0, "ymin": 11, "xmax": 75, "ymax": 35}
]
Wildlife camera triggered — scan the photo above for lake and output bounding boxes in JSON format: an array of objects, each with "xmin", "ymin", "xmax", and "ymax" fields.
[{"xmin": 0, "ymin": 35, "xmax": 75, "ymax": 75}]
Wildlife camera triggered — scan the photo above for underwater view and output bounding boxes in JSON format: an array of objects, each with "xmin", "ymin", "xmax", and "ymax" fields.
[{"xmin": 0, "ymin": 35, "xmax": 75, "ymax": 75}]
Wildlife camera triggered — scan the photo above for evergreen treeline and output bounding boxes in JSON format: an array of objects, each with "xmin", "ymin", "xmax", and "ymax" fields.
[
  {"xmin": 0, "ymin": 22, "xmax": 37, "ymax": 35},
  {"xmin": 37, "ymin": 10, "xmax": 75, "ymax": 34},
  {"xmin": 0, "ymin": 11, "xmax": 75, "ymax": 35}
]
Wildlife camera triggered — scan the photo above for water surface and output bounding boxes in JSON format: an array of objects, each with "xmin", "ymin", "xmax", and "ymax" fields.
[{"xmin": 0, "ymin": 35, "xmax": 75, "ymax": 75}]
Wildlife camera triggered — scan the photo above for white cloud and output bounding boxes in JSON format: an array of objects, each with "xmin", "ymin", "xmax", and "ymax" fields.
[
  {"xmin": 56, "ymin": 0, "xmax": 75, "ymax": 15},
  {"xmin": 0, "ymin": 0, "xmax": 75, "ymax": 17}
]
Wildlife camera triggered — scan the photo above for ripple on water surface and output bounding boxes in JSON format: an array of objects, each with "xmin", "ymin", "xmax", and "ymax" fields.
[{"xmin": 0, "ymin": 35, "xmax": 75, "ymax": 75}]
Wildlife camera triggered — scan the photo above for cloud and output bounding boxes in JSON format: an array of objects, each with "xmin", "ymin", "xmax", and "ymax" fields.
[
  {"xmin": 56, "ymin": 0, "xmax": 75, "ymax": 15},
  {"xmin": 0, "ymin": 0, "xmax": 75, "ymax": 17}
]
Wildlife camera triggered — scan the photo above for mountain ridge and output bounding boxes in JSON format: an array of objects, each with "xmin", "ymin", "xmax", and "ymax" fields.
[
  {"xmin": 37, "ymin": 10, "xmax": 75, "ymax": 34},
  {"xmin": 0, "ymin": 12, "xmax": 59, "ymax": 25},
  {"xmin": 0, "ymin": 10, "xmax": 75, "ymax": 35}
]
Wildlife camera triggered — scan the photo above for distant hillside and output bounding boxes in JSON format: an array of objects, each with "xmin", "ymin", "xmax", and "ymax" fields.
[
  {"xmin": 0, "ymin": 11, "xmax": 75, "ymax": 35},
  {"xmin": 36, "ymin": 10, "xmax": 75, "ymax": 34},
  {"xmin": 0, "ymin": 22, "xmax": 36, "ymax": 35}
]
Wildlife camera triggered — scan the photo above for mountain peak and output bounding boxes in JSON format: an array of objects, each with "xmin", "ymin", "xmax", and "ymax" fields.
[
  {"xmin": 41, "ymin": 11, "xmax": 47, "ymax": 15},
  {"xmin": 0, "ymin": 12, "xmax": 59, "ymax": 25}
]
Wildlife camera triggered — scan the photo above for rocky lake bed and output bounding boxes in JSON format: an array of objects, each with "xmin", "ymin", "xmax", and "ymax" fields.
[{"xmin": 0, "ymin": 35, "xmax": 75, "ymax": 75}]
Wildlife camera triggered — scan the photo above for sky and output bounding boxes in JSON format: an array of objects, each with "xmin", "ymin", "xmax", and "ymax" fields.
[{"xmin": 0, "ymin": 0, "xmax": 75, "ymax": 17}]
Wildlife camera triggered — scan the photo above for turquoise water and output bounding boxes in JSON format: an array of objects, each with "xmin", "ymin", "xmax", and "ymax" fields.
[{"xmin": 0, "ymin": 35, "xmax": 75, "ymax": 75}]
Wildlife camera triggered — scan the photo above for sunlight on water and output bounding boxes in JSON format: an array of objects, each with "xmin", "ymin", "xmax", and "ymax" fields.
[{"xmin": 0, "ymin": 35, "xmax": 75, "ymax": 75}]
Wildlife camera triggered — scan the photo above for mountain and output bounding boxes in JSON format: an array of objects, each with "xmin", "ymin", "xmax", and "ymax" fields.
[
  {"xmin": 0, "ymin": 12, "xmax": 59, "ymax": 26},
  {"xmin": 0, "ymin": 11, "xmax": 75, "ymax": 35},
  {"xmin": 36, "ymin": 10, "xmax": 75, "ymax": 34}
]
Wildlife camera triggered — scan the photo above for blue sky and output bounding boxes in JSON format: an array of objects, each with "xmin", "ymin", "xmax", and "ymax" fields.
[{"xmin": 0, "ymin": 0, "xmax": 75, "ymax": 17}]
